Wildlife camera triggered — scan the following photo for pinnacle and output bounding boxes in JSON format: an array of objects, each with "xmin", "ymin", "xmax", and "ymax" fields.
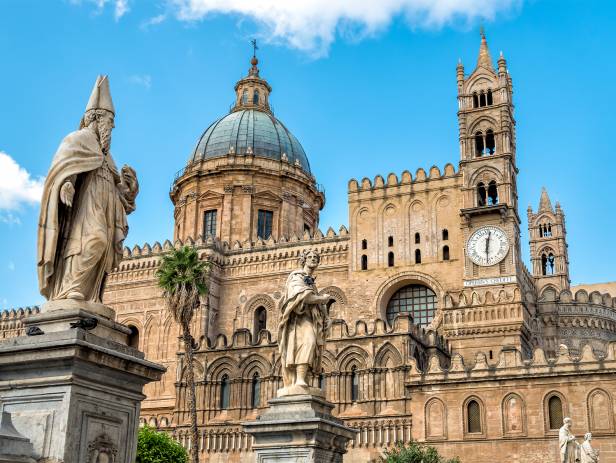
[
  {"xmin": 476, "ymin": 30, "xmax": 494, "ymax": 70},
  {"xmin": 538, "ymin": 187, "xmax": 553, "ymax": 213}
]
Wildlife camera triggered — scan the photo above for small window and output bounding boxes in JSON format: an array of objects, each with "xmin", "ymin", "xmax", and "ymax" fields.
[
  {"xmin": 475, "ymin": 131, "xmax": 484, "ymax": 157},
  {"xmin": 443, "ymin": 245, "xmax": 450, "ymax": 261},
  {"xmin": 414, "ymin": 233, "xmax": 420, "ymax": 244},
  {"xmin": 487, "ymin": 89, "xmax": 493, "ymax": 105},
  {"xmin": 319, "ymin": 371, "xmax": 326, "ymax": 390},
  {"xmin": 220, "ymin": 375, "xmax": 230, "ymax": 410},
  {"xmin": 415, "ymin": 249, "xmax": 422, "ymax": 264},
  {"xmin": 388, "ymin": 236, "xmax": 394, "ymax": 247},
  {"xmin": 127, "ymin": 325, "xmax": 139, "ymax": 349},
  {"xmin": 467, "ymin": 400, "xmax": 482, "ymax": 433},
  {"xmin": 472, "ymin": 92, "xmax": 479, "ymax": 108},
  {"xmin": 251, "ymin": 373, "xmax": 261, "ymax": 408},
  {"xmin": 361, "ymin": 255, "xmax": 368, "ymax": 271},
  {"xmin": 388, "ymin": 252, "xmax": 394, "ymax": 267},
  {"xmin": 548, "ymin": 395, "xmax": 563, "ymax": 430},
  {"xmin": 304, "ymin": 223, "xmax": 311, "ymax": 234},
  {"xmin": 485, "ymin": 129, "xmax": 495, "ymax": 155},
  {"xmin": 487, "ymin": 181, "xmax": 498, "ymax": 205},
  {"xmin": 351, "ymin": 366, "xmax": 359, "ymax": 402},
  {"xmin": 442, "ymin": 229, "xmax": 449, "ymax": 241},
  {"xmin": 361, "ymin": 239, "xmax": 368, "ymax": 250},
  {"xmin": 254, "ymin": 306, "xmax": 267, "ymax": 338},
  {"xmin": 479, "ymin": 92, "xmax": 487, "ymax": 107},
  {"xmin": 257, "ymin": 209, "xmax": 273, "ymax": 239},
  {"xmin": 203, "ymin": 209, "xmax": 217, "ymax": 238},
  {"xmin": 253, "ymin": 89, "xmax": 260, "ymax": 105}
]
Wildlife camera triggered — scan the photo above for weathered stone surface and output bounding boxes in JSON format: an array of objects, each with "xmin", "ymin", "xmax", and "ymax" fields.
[{"xmin": 0, "ymin": 412, "xmax": 36, "ymax": 463}]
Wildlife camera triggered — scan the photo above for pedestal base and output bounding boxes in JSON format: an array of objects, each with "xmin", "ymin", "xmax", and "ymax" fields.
[
  {"xmin": 243, "ymin": 394, "xmax": 356, "ymax": 463},
  {"xmin": 0, "ymin": 301, "xmax": 165, "ymax": 463}
]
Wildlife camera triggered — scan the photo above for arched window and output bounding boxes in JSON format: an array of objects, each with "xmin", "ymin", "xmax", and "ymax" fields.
[
  {"xmin": 361, "ymin": 255, "xmax": 368, "ymax": 271},
  {"xmin": 547, "ymin": 223, "xmax": 552, "ymax": 237},
  {"xmin": 472, "ymin": 92, "xmax": 479, "ymax": 108},
  {"xmin": 548, "ymin": 395, "xmax": 564, "ymax": 430},
  {"xmin": 414, "ymin": 232, "xmax": 420, "ymax": 244},
  {"xmin": 487, "ymin": 181, "xmax": 498, "ymax": 205},
  {"xmin": 443, "ymin": 245, "xmax": 450, "ymax": 261},
  {"xmin": 547, "ymin": 253, "xmax": 555, "ymax": 275},
  {"xmin": 485, "ymin": 129, "xmax": 495, "ymax": 155},
  {"xmin": 254, "ymin": 306, "xmax": 267, "ymax": 338},
  {"xmin": 241, "ymin": 89, "xmax": 248, "ymax": 104},
  {"xmin": 251, "ymin": 372, "xmax": 261, "ymax": 408},
  {"xmin": 253, "ymin": 89, "xmax": 259, "ymax": 105},
  {"xmin": 487, "ymin": 89, "xmax": 493, "ymax": 105},
  {"xmin": 361, "ymin": 239, "xmax": 367, "ymax": 250},
  {"xmin": 319, "ymin": 370, "xmax": 326, "ymax": 390},
  {"xmin": 386, "ymin": 284, "xmax": 436, "ymax": 326},
  {"xmin": 442, "ymin": 229, "xmax": 449, "ymax": 241},
  {"xmin": 388, "ymin": 236, "xmax": 394, "ymax": 247},
  {"xmin": 467, "ymin": 400, "xmax": 482, "ymax": 433},
  {"xmin": 415, "ymin": 249, "xmax": 422, "ymax": 264},
  {"xmin": 475, "ymin": 131, "xmax": 484, "ymax": 157},
  {"xmin": 479, "ymin": 92, "xmax": 487, "ymax": 107},
  {"xmin": 220, "ymin": 375, "xmax": 230, "ymax": 410},
  {"xmin": 350, "ymin": 366, "xmax": 359, "ymax": 402},
  {"xmin": 477, "ymin": 182, "xmax": 487, "ymax": 207},
  {"xmin": 541, "ymin": 253, "xmax": 548, "ymax": 275},
  {"xmin": 388, "ymin": 252, "xmax": 395, "ymax": 267},
  {"xmin": 127, "ymin": 325, "xmax": 139, "ymax": 349}
]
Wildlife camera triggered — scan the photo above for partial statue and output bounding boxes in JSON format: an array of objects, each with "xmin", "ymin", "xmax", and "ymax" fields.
[
  {"xmin": 581, "ymin": 433, "xmax": 600, "ymax": 463},
  {"xmin": 559, "ymin": 417, "xmax": 579, "ymax": 463},
  {"xmin": 278, "ymin": 249, "xmax": 334, "ymax": 396},
  {"xmin": 38, "ymin": 76, "xmax": 138, "ymax": 303}
]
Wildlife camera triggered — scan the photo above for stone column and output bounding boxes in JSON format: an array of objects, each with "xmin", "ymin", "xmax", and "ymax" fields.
[{"xmin": 0, "ymin": 300, "xmax": 165, "ymax": 463}]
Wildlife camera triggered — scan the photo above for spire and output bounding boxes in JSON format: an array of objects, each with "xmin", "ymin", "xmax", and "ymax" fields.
[
  {"xmin": 233, "ymin": 40, "xmax": 272, "ymax": 113},
  {"xmin": 476, "ymin": 28, "xmax": 493, "ymax": 70},
  {"xmin": 85, "ymin": 75, "xmax": 115, "ymax": 115},
  {"xmin": 249, "ymin": 38, "xmax": 260, "ymax": 77},
  {"xmin": 538, "ymin": 187, "xmax": 554, "ymax": 213}
]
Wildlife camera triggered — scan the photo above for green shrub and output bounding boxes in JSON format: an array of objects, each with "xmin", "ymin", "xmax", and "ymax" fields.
[
  {"xmin": 381, "ymin": 441, "xmax": 460, "ymax": 463},
  {"xmin": 136, "ymin": 425, "xmax": 188, "ymax": 463}
]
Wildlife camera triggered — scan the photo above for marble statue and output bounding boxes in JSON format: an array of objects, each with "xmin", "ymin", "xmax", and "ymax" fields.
[
  {"xmin": 580, "ymin": 433, "xmax": 600, "ymax": 463},
  {"xmin": 278, "ymin": 249, "xmax": 333, "ymax": 394},
  {"xmin": 559, "ymin": 417, "xmax": 579, "ymax": 463},
  {"xmin": 38, "ymin": 76, "xmax": 138, "ymax": 303}
]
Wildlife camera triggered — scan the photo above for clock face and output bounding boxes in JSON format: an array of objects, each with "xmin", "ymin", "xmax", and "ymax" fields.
[{"xmin": 466, "ymin": 226, "xmax": 510, "ymax": 266}]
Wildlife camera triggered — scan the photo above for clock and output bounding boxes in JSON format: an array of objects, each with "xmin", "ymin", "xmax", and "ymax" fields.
[{"xmin": 466, "ymin": 226, "xmax": 509, "ymax": 266}]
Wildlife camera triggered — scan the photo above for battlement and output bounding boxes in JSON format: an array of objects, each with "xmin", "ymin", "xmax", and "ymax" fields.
[
  {"xmin": 348, "ymin": 163, "xmax": 459, "ymax": 193},
  {"xmin": 0, "ymin": 306, "xmax": 40, "ymax": 338},
  {"xmin": 409, "ymin": 341, "xmax": 616, "ymax": 384}
]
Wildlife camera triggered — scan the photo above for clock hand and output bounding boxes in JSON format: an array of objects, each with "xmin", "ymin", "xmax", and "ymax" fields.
[{"xmin": 485, "ymin": 232, "xmax": 491, "ymax": 257}]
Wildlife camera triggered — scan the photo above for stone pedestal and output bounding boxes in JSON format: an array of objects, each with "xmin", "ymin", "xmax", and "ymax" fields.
[
  {"xmin": 0, "ymin": 301, "xmax": 165, "ymax": 463},
  {"xmin": 243, "ymin": 394, "xmax": 356, "ymax": 463}
]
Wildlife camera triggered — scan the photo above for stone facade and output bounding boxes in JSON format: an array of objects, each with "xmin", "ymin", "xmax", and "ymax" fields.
[{"xmin": 4, "ymin": 34, "xmax": 616, "ymax": 462}]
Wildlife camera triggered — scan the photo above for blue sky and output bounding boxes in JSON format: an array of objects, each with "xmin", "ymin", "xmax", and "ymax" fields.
[{"xmin": 1, "ymin": 0, "xmax": 615, "ymax": 308}]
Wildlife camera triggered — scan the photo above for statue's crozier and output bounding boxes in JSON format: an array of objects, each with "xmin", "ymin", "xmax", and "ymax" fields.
[
  {"xmin": 277, "ymin": 249, "xmax": 332, "ymax": 396},
  {"xmin": 37, "ymin": 75, "xmax": 138, "ymax": 304}
]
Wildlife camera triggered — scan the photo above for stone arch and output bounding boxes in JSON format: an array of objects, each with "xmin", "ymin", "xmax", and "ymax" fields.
[
  {"xmin": 336, "ymin": 345, "xmax": 369, "ymax": 371},
  {"xmin": 425, "ymin": 398, "xmax": 447, "ymax": 440},
  {"xmin": 180, "ymin": 358, "xmax": 204, "ymax": 382},
  {"xmin": 468, "ymin": 115, "xmax": 499, "ymax": 134},
  {"xmin": 373, "ymin": 271, "xmax": 445, "ymax": 325},
  {"xmin": 587, "ymin": 388, "xmax": 614, "ymax": 432},
  {"xmin": 321, "ymin": 350, "xmax": 336, "ymax": 373},
  {"xmin": 207, "ymin": 356, "xmax": 239, "ymax": 380},
  {"xmin": 143, "ymin": 314, "xmax": 159, "ymax": 359},
  {"xmin": 468, "ymin": 166, "xmax": 503, "ymax": 186},
  {"xmin": 374, "ymin": 342, "xmax": 403, "ymax": 368},
  {"xmin": 239, "ymin": 354, "xmax": 271, "ymax": 378},
  {"xmin": 502, "ymin": 393, "xmax": 526, "ymax": 435},
  {"xmin": 543, "ymin": 390, "xmax": 567, "ymax": 432},
  {"xmin": 463, "ymin": 395, "xmax": 486, "ymax": 437}
]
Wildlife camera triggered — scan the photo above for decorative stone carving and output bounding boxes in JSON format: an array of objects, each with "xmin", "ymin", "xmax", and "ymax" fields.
[
  {"xmin": 580, "ymin": 433, "xmax": 600, "ymax": 463},
  {"xmin": 559, "ymin": 417, "xmax": 579, "ymax": 463},
  {"xmin": 87, "ymin": 433, "xmax": 118, "ymax": 463},
  {"xmin": 37, "ymin": 75, "xmax": 138, "ymax": 303},
  {"xmin": 242, "ymin": 185, "xmax": 255, "ymax": 194},
  {"xmin": 224, "ymin": 184, "xmax": 234, "ymax": 193},
  {"xmin": 277, "ymin": 249, "xmax": 333, "ymax": 397}
]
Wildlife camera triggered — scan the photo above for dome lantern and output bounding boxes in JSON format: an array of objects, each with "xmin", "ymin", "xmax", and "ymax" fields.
[{"xmin": 233, "ymin": 42, "xmax": 272, "ymax": 113}]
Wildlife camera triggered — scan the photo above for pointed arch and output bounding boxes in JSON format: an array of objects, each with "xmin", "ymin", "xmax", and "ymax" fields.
[
  {"xmin": 502, "ymin": 393, "xmax": 526, "ymax": 435},
  {"xmin": 425, "ymin": 398, "xmax": 447, "ymax": 440},
  {"xmin": 374, "ymin": 342, "xmax": 403, "ymax": 368}
]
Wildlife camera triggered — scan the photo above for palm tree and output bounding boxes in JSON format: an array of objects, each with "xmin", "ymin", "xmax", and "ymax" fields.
[{"xmin": 156, "ymin": 245, "xmax": 209, "ymax": 463}]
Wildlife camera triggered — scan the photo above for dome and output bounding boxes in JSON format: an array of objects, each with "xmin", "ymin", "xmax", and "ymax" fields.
[{"xmin": 190, "ymin": 109, "xmax": 311, "ymax": 174}]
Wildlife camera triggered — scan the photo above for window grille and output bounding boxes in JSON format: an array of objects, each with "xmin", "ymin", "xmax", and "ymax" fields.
[
  {"xmin": 548, "ymin": 396, "xmax": 563, "ymax": 429},
  {"xmin": 257, "ymin": 209, "xmax": 273, "ymax": 239},
  {"xmin": 467, "ymin": 400, "xmax": 482, "ymax": 433},
  {"xmin": 386, "ymin": 284, "xmax": 436, "ymax": 326},
  {"xmin": 203, "ymin": 210, "xmax": 217, "ymax": 238}
]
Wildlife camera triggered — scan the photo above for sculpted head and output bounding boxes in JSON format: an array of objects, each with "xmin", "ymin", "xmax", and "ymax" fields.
[
  {"xmin": 585, "ymin": 432, "xmax": 592, "ymax": 442},
  {"xmin": 299, "ymin": 249, "xmax": 320, "ymax": 271},
  {"xmin": 82, "ymin": 109, "xmax": 115, "ymax": 154},
  {"xmin": 563, "ymin": 417, "xmax": 572, "ymax": 429}
]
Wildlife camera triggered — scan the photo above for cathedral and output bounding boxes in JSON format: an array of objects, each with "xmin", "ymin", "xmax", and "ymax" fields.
[{"xmin": 4, "ymin": 34, "xmax": 616, "ymax": 462}]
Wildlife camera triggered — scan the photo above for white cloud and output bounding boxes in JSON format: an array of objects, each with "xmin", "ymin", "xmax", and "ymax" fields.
[
  {"xmin": 114, "ymin": 0, "xmax": 129, "ymax": 20},
  {"xmin": 168, "ymin": 0, "xmax": 521, "ymax": 56},
  {"xmin": 128, "ymin": 74, "xmax": 152, "ymax": 89},
  {"xmin": 0, "ymin": 151, "xmax": 44, "ymax": 212},
  {"xmin": 70, "ymin": 0, "xmax": 129, "ymax": 20},
  {"xmin": 141, "ymin": 13, "xmax": 167, "ymax": 29}
]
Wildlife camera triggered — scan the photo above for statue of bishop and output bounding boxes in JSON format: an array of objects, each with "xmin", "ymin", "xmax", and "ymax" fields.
[{"xmin": 38, "ymin": 76, "xmax": 138, "ymax": 303}]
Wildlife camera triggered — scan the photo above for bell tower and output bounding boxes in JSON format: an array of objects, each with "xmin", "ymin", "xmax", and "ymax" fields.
[{"xmin": 527, "ymin": 188, "xmax": 570, "ymax": 294}]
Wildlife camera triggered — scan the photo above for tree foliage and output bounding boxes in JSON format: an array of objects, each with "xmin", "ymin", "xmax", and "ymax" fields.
[
  {"xmin": 136, "ymin": 425, "xmax": 187, "ymax": 463},
  {"xmin": 381, "ymin": 441, "xmax": 461, "ymax": 463}
]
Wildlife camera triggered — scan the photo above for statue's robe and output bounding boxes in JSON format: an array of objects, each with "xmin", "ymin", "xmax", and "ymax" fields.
[
  {"xmin": 559, "ymin": 426, "xmax": 578, "ymax": 463},
  {"xmin": 38, "ymin": 126, "xmax": 129, "ymax": 302},
  {"xmin": 581, "ymin": 441, "xmax": 599, "ymax": 463},
  {"xmin": 278, "ymin": 270, "xmax": 326, "ymax": 383}
]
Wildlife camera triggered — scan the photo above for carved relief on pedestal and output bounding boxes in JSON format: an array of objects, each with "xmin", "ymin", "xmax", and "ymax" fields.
[{"xmin": 87, "ymin": 434, "xmax": 118, "ymax": 463}]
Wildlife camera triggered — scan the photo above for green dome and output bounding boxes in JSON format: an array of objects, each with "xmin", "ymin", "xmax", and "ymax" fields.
[{"xmin": 190, "ymin": 109, "xmax": 311, "ymax": 174}]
